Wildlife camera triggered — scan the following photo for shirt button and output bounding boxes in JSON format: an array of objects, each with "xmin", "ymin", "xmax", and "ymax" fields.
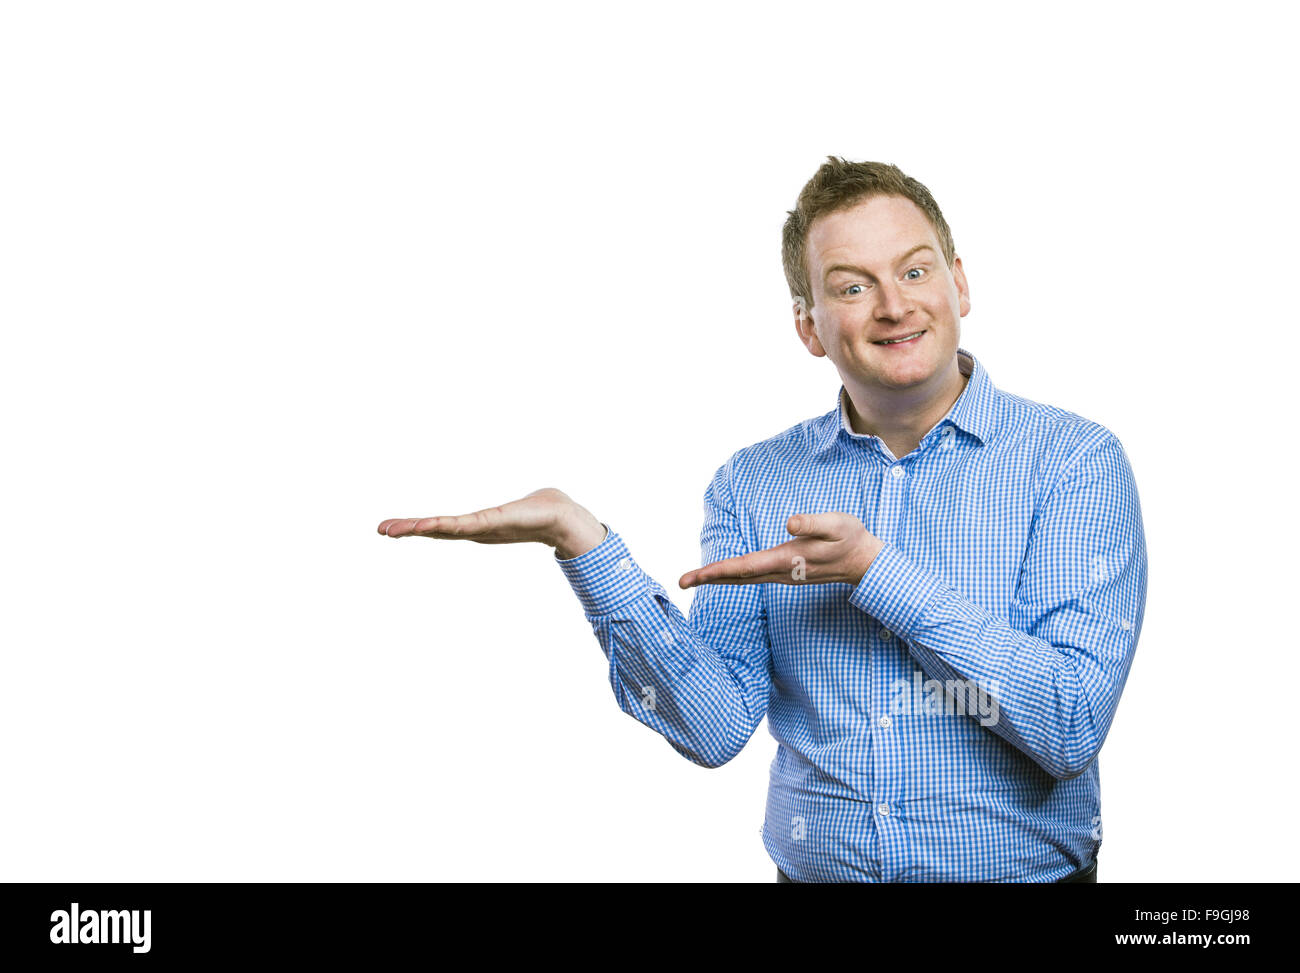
[
  {"xmin": 878, "ymin": 716, "xmax": 892, "ymax": 728},
  {"xmin": 878, "ymin": 803, "xmax": 891, "ymax": 816},
  {"xmin": 890, "ymin": 465, "xmax": 905, "ymax": 479},
  {"xmin": 617, "ymin": 557, "xmax": 633, "ymax": 571},
  {"xmin": 941, "ymin": 426, "xmax": 953, "ymax": 437},
  {"xmin": 880, "ymin": 628, "xmax": 892, "ymax": 641}
]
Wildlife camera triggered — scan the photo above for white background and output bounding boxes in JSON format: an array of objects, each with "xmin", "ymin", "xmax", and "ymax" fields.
[{"xmin": 2, "ymin": 1, "xmax": 1296, "ymax": 882}]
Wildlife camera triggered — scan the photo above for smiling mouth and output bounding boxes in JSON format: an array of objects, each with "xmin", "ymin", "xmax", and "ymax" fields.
[{"xmin": 873, "ymin": 330, "xmax": 925, "ymax": 346}]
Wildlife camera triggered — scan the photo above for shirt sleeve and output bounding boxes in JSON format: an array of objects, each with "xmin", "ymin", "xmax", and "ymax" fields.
[
  {"xmin": 554, "ymin": 460, "xmax": 773, "ymax": 768},
  {"xmin": 847, "ymin": 434, "xmax": 1148, "ymax": 779}
]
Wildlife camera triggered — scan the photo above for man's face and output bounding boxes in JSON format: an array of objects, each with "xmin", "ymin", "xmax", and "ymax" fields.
[{"xmin": 796, "ymin": 194, "xmax": 970, "ymax": 393}]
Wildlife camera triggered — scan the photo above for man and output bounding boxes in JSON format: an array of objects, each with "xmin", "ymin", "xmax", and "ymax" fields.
[{"xmin": 378, "ymin": 157, "xmax": 1148, "ymax": 883}]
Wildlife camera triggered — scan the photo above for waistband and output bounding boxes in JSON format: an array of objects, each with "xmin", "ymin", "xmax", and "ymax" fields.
[{"xmin": 777, "ymin": 858, "xmax": 1097, "ymax": 883}]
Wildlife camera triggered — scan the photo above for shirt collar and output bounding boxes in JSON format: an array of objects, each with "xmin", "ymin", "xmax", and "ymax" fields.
[{"xmin": 813, "ymin": 346, "xmax": 996, "ymax": 457}]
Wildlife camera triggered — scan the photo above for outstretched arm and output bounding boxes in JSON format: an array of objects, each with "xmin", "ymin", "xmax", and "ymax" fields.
[{"xmin": 377, "ymin": 472, "xmax": 774, "ymax": 768}]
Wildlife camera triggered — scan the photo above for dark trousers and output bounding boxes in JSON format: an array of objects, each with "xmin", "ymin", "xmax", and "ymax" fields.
[{"xmin": 777, "ymin": 858, "xmax": 1097, "ymax": 883}]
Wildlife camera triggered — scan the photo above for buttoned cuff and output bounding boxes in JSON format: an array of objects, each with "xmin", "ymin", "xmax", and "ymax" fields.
[
  {"xmin": 848, "ymin": 542, "xmax": 949, "ymax": 637},
  {"xmin": 554, "ymin": 523, "xmax": 650, "ymax": 617}
]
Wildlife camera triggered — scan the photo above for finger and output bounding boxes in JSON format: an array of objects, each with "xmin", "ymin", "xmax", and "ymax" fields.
[
  {"xmin": 381, "ymin": 506, "xmax": 500, "ymax": 539},
  {"xmin": 681, "ymin": 540, "xmax": 803, "ymax": 586},
  {"xmin": 380, "ymin": 516, "xmax": 460, "ymax": 538},
  {"xmin": 683, "ymin": 570, "xmax": 795, "ymax": 587},
  {"xmin": 405, "ymin": 513, "xmax": 484, "ymax": 538},
  {"xmin": 420, "ymin": 506, "xmax": 510, "ymax": 539},
  {"xmin": 378, "ymin": 518, "xmax": 415, "ymax": 536},
  {"xmin": 680, "ymin": 549, "xmax": 796, "ymax": 587},
  {"xmin": 379, "ymin": 517, "xmax": 427, "ymax": 538}
]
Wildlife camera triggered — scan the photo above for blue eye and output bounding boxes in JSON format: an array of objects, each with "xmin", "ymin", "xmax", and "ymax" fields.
[
  {"xmin": 904, "ymin": 267, "xmax": 926, "ymax": 280},
  {"xmin": 844, "ymin": 284, "xmax": 865, "ymax": 296}
]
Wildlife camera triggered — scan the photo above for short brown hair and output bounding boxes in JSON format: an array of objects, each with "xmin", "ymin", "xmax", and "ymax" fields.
[{"xmin": 781, "ymin": 157, "xmax": 956, "ymax": 309}]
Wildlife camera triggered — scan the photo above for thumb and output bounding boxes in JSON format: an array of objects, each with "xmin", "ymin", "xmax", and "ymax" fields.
[{"xmin": 787, "ymin": 513, "xmax": 823, "ymax": 536}]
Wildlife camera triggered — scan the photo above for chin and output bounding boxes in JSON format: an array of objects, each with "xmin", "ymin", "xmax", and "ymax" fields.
[{"xmin": 875, "ymin": 354, "xmax": 937, "ymax": 380}]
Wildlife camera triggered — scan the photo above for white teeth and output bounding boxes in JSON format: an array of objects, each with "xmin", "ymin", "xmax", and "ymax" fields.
[{"xmin": 877, "ymin": 331, "xmax": 923, "ymax": 345}]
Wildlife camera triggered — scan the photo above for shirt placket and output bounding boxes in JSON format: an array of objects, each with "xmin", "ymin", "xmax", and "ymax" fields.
[{"xmin": 866, "ymin": 444, "xmax": 914, "ymax": 882}]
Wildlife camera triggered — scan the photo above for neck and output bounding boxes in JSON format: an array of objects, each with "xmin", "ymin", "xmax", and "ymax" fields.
[{"xmin": 843, "ymin": 357, "xmax": 968, "ymax": 459}]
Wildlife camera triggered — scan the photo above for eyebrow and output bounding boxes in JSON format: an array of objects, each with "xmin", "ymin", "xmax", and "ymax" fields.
[{"xmin": 822, "ymin": 243, "xmax": 937, "ymax": 282}]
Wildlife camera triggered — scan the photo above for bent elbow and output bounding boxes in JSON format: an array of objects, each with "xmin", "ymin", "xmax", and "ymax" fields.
[
  {"xmin": 670, "ymin": 740, "xmax": 740, "ymax": 769},
  {"xmin": 1040, "ymin": 744, "xmax": 1101, "ymax": 781},
  {"xmin": 1046, "ymin": 760, "xmax": 1089, "ymax": 781}
]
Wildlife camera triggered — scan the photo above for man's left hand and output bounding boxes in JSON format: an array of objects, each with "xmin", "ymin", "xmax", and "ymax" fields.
[{"xmin": 679, "ymin": 513, "xmax": 885, "ymax": 589}]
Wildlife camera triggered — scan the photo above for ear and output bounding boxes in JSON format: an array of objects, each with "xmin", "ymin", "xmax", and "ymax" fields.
[
  {"xmin": 952, "ymin": 256, "xmax": 971, "ymax": 318},
  {"xmin": 793, "ymin": 297, "xmax": 827, "ymax": 357}
]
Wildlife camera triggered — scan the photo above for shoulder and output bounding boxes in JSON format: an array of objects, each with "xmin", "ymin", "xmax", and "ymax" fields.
[
  {"xmin": 996, "ymin": 386, "xmax": 1117, "ymax": 454},
  {"xmin": 987, "ymin": 384, "xmax": 1131, "ymax": 503}
]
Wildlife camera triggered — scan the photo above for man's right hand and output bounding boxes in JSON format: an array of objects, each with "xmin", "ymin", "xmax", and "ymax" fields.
[{"xmin": 377, "ymin": 487, "xmax": 608, "ymax": 560}]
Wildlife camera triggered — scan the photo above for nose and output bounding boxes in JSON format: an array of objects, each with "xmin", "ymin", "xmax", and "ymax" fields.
[{"xmin": 875, "ymin": 279, "xmax": 912, "ymax": 322}]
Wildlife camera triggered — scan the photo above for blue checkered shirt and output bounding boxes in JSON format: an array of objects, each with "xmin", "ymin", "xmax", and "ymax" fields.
[{"xmin": 556, "ymin": 348, "xmax": 1148, "ymax": 882}]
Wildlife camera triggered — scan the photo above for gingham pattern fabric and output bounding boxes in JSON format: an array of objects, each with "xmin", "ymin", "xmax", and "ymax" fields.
[{"xmin": 556, "ymin": 347, "xmax": 1148, "ymax": 882}]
